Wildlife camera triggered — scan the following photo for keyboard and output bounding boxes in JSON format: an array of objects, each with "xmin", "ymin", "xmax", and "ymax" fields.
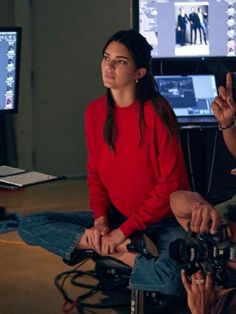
[
  {"xmin": 0, "ymin": 165, "xmax": 25, "ymax": 177},
  {"xmin": 0, "ymin": 171, "xmax": 58, "ymax": 187}
]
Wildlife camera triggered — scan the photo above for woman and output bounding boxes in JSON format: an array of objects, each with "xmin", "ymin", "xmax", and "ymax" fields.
[{"xmin": 19, "ymin": 30, "xmax": 189, "ymax": 295}]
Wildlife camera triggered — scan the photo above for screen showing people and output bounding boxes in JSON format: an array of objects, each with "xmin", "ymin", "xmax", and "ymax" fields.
[
  {"xmin": 138, "ymin": 0, "xmax": 235, "ymax": 58},
  {"xmin": 0, "ymin": 29, "xmax": 21, "ymax": 112}
]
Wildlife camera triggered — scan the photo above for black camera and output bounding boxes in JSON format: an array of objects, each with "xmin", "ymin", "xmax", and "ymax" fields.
[{"xmin": 169, "ymin": 222, "xmax": 236, "ymax": 285}]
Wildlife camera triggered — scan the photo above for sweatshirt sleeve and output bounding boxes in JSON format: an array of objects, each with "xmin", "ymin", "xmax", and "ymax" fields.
[
  {"xmin": 85, "ymin": 106, "xmax": 110, "ymax": 219},
  {"xmin": 120, "ymin": 118, "xmax": 190, "ymax": 237}
]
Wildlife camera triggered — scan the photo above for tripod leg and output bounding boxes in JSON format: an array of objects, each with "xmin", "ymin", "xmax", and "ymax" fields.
[{"xmin": 131, "ymin": 289, "xmax": 144, "ymax": 314}]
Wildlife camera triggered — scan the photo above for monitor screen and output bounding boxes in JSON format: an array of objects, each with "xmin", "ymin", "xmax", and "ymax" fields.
[
  {"xmin": 0, "ymin": 27, "xmax": 21, "ymax": 113},
  {"xmin": 155, "ymin": 74, "xmax": 218, "ymax": 123},
  {"xmin": 134, "ymin": 0, "xmax": 236, "ymax": 59}
]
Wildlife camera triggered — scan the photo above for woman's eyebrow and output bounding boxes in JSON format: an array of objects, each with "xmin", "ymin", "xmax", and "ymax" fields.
[
  {"xmin": 115, "ymin": 56, "xmax": 130, "ymax": 60},
  {"xmin": 104, "ymin": 51, "xmax": 130, "ymax": 60}
]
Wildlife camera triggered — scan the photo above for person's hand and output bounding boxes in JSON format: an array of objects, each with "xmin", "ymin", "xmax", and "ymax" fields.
[
  {"xmin": 94, "ymin": 216, "xmax": 110, "ymax": 235},
  {"xmin": 181, "ymin": 270, "xmax": 216, "ymax": 314},
  {"xmin": 211, "ymin": 72, "xmax": 236, "ymax": 128},
  {"xmin": 100, "ymin": 227, "xmax": 126, "ymax": 255},
  {"xmin": 190, "ymin": 202, "xmax": 221, "ymax": 234},
  {"xmin": 83, "ymin": 216, "xmax": 110, "ymax": 253}
]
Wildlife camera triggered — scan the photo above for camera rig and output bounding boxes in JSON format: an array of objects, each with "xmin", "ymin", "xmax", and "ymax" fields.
[{"xmin": 169, "ymin": 221, "xmax": 236, "ymax": 285}]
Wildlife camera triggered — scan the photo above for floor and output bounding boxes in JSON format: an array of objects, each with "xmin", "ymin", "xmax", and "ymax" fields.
[{"xmin": 0, "ymin": 178, "xmax": 189, "ymax": 314}]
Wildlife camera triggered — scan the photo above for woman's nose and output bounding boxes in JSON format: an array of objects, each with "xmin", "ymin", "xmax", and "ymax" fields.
[{"xmin": 105, "ymin": 59, "xmax": 116, "ymax": 69}]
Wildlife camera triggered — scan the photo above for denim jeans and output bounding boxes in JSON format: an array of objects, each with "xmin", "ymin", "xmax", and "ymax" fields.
[{"xmin": 18, "ymin": 208, "xmax": 187, "ymax": 296}]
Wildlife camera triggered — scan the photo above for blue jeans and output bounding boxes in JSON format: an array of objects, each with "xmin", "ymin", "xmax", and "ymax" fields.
[{"xmin": 18, "ymin": 208, "xmax": 187, "ymax": 296}]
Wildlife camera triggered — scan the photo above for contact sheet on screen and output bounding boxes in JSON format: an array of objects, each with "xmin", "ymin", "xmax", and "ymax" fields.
[{"xmin": 136, "ymin": 0, "xmax": 235, "ymax": 59}]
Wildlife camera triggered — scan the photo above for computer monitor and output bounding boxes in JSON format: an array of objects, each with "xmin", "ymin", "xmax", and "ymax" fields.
[
  {"xmin": 0, "ymin": 27, "xmax": 22, "ymax": 114},
  {"xmin": 155, "ymin": 74, "xmax": 218, "ymax": 124},
  {"xmin": 133, "ymin": 0, "xmax": 236, "ymax": 59}
]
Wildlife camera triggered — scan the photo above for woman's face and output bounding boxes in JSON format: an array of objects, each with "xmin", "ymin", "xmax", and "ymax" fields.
[{"xmin": 101, "ymin": 41, "xmax": 139, "ymax": 91}]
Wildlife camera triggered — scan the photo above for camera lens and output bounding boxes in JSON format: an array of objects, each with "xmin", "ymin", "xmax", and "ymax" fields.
[{"xmin": 169, "ymin": 237, "xmax": 207, "ymax": 264}]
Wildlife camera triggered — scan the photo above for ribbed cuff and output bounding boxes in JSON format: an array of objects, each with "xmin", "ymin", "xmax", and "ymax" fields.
[{"xmin": 120, "ymin": 217, "xmax": 140, "ymax": 237}]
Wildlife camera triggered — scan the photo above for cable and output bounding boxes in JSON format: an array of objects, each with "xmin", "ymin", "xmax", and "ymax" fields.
[
  {"xmin": 186, "ymin": 130, "xmax": 196, "ymax": 191},
  {"xmin": 160, "ymin": 60, "xmax": 163, "ymax": 75},
  {"xmin": 54, "ymin": 258, "xmax": 130, "ymax": 313},
  {"xmin": 207, "ymin": 129, "xmax": 218, "ymax": 194},
  {"xmin": 54, "ymin": 258, "xmax": 93, "ymax": 304}
]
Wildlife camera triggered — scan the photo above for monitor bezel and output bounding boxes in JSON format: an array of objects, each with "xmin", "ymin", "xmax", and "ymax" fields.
[
  {"xmin": 132, "ymin": 0, "xmax": 236, "ymax": 68},
  {"xmin": 0, "ymin": 26, "xmax": 22, "ymax": 115}
]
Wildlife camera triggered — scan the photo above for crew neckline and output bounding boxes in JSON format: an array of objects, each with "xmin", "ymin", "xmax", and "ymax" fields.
[{"xmin": 115, "ymin": 100, "xmax": 138, "ymax": 110}]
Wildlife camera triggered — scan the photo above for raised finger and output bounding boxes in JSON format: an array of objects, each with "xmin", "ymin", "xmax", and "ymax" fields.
[
  {"xmin": 218, "ymin": 86, "xmax": 228, "ymax": 100},
  {"xmin": 226, "ymin": 72, "xmax": 233, "ymax": 98}
]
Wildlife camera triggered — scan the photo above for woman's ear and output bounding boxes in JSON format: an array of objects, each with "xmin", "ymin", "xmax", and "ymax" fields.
[{"xmin": 136, "ymin": 68, "xmax": 147, "ymax": 79}]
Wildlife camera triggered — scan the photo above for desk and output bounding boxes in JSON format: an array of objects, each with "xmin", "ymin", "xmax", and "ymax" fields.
[{"xmin": 0, "ymin": 178, "xmax": 89, "ymax": 215}]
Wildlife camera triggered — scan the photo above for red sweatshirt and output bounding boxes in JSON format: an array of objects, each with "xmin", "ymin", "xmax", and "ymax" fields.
[{"xmin": 85, "ymin": 96, "xmax": 189, "ymax": 237}]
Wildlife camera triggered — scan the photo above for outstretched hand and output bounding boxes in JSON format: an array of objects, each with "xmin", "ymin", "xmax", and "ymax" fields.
[{"xmin": 181, "ymin": 270, "xmax": 216, "ymax": 314}]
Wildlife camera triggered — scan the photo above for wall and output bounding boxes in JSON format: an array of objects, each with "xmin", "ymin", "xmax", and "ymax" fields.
[{"xmin": 12, "ymin": 0, "xmax": 132, "ymax": 176}]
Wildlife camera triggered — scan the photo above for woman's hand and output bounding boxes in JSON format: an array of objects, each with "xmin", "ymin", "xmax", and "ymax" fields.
[
  {"xmin": 181, "ymin": 270, "xmax": 216, "ymax": 314},
  {"xmin": 100, "ymin": 228, "xmax": 126, "ymax": 255},
  {"xmin": 94, "ymin": 216, "xmax": 110, "ymax": 235},
  {"xmin": 83, "ymin": 216, "xmax": 110, "ymax": 253}
]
